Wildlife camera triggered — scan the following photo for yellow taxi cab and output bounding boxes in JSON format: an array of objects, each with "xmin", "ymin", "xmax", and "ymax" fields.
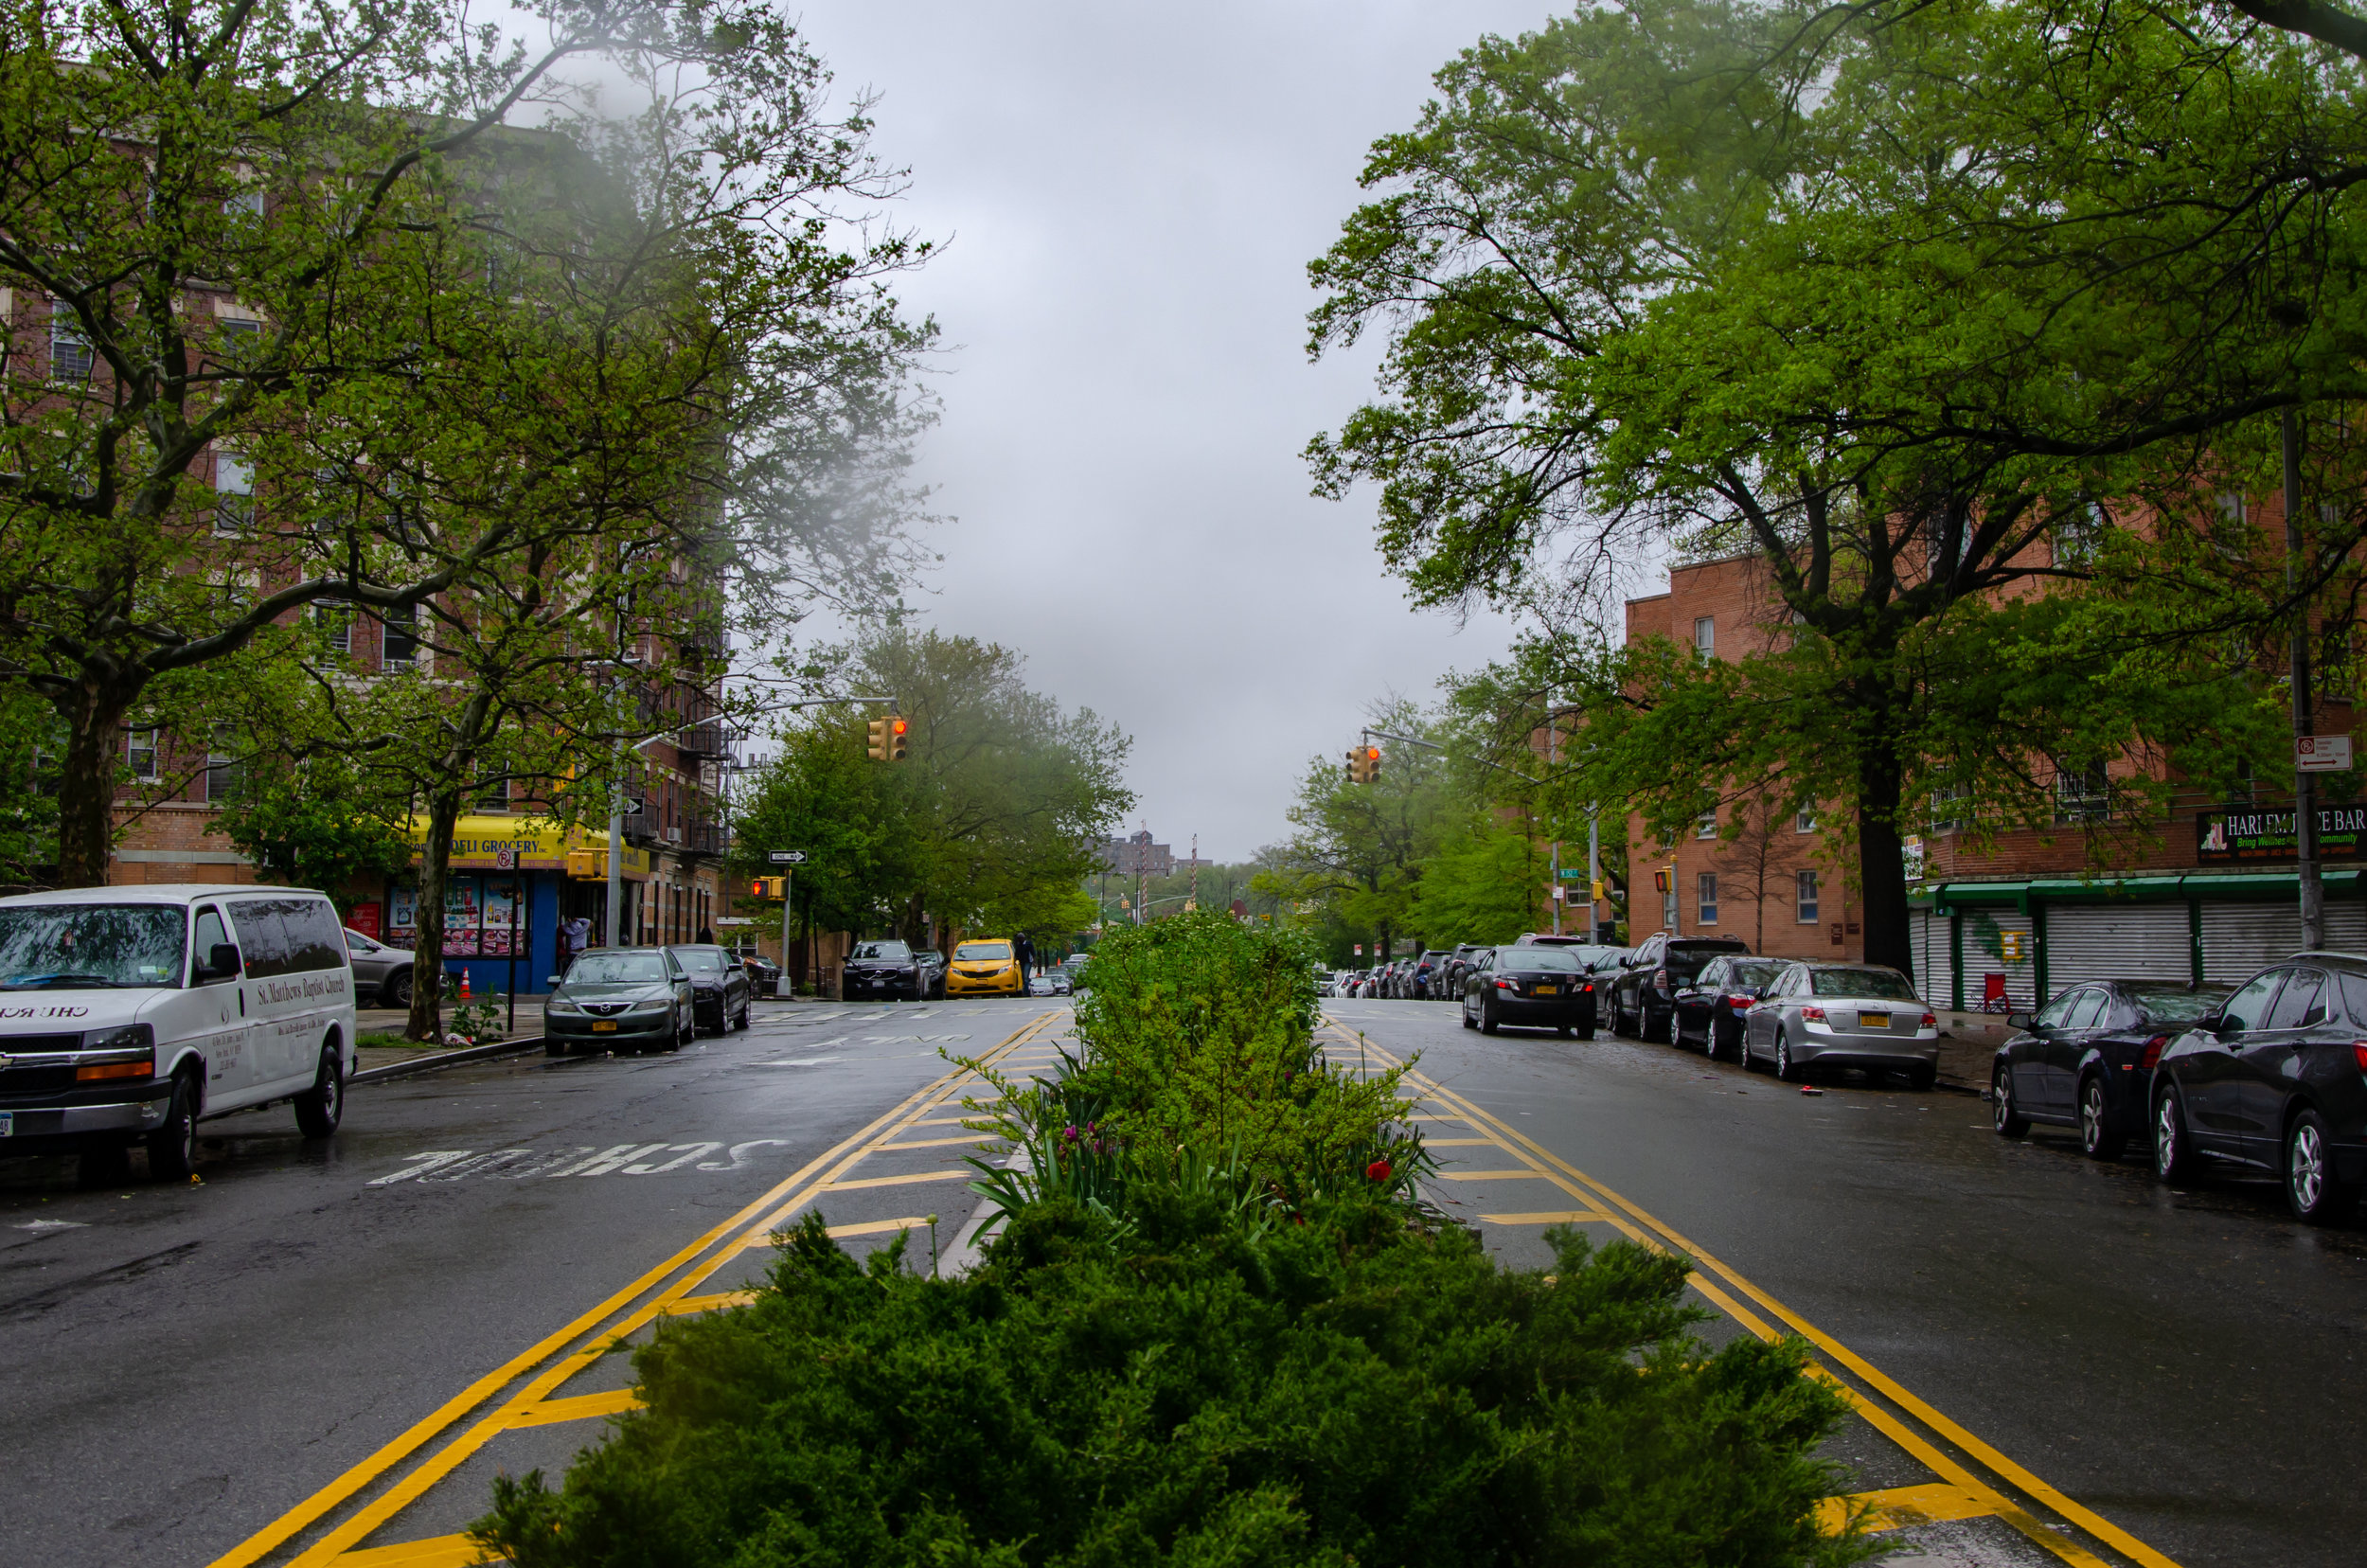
[{"xmin": 947, "ymin": 937, "xmax": 1025, "ymax": 996}]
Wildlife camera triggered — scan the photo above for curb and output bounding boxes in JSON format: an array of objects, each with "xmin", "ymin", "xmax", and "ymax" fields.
[{"xmin": 350, "ymin": 1035, "xmax": 547, "ymax": 1086}]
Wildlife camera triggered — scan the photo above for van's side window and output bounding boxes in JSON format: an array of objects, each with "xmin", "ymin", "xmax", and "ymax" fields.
[
  {"xmin": 192, "ymin": 908, "xmax": 232, "ymax": 984},
  {"xmin": 227, "ymin": 900, "xmax": 292, "ymax": 977},
  {"xmin": 283, "ymin": 899, "xmax": 347, "ymax": 971}
]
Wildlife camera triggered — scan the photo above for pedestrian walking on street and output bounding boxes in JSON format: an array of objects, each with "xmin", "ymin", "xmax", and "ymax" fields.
[{"xmin": 1013, "ymin": 932, "xmax": 1035, "ymax": 981}]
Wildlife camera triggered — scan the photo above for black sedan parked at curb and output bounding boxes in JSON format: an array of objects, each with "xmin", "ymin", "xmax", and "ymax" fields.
[
  {"xmin": 842, "ymin": 938, "xmax": 924, "ymax": 1001},
  {"xmin": 542, "ymin": 949, "xmax": 697, "ymax": 1054},
  {"xmin": 1462, "ymin": 945, "xmax": 1597, "ymax": 1037},
  {"xmin": 664, "ymin": 943, "xmax": 755, "ymax": 1033},
  {"xmin": 1608, "ymin": 933, "xmax": 1752, "ymax": 1042},
  {"xmin": 1991, "ymin": 978, "xmax": 2231, "ymax": 1160},
  {"xmin": 1674, "ymin": 955, "xmax": 1786, "ymax": 1061},
  {"xmin": 2148, "ymin": 953, "xmax": 2367, "ymax": 1223}
]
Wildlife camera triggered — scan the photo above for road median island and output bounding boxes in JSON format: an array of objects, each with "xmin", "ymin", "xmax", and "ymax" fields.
[{"xmin": 468, "ymin": 914, "xmax": 1876, "ymax": 1568}]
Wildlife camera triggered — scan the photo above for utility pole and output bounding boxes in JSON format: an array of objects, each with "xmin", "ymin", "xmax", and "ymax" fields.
[
  {"xmin": 606, "ymin": 737, "xmax": 626, "ymax": 949},
  {"xmin": 1588, "ymin": 804, "xmax": 1600, "ymax": 944},
  {"xmin": 2286, "ymin": 410, "xmax": 2325, "ymax": 949}
]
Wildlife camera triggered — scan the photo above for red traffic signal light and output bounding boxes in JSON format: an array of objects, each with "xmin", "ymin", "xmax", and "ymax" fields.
[{"xmin": 1346, "ymin": 745, "xmax": 1382, "ymax": 784}]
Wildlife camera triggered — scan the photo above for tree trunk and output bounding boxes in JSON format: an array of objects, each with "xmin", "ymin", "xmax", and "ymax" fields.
[
  {"xmin": 55, "ymin": 681, "xmax": 134, "ymax": 888},
  {"xmin": 1856, "ymin": 739, "xmax": 1913, "ymax": 986},
  {"xmin": 406, "ymin": 788, "xmax": 465, "ymax": 1042}
]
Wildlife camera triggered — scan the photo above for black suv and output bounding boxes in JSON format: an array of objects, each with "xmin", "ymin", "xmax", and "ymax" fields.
[
  {"xmin": 1609, "ymin": 932, "xmax": 1751, "ymax": 1042},
  {"xmin": 2150, "ymin": 953, "xmax": 2367, "ymax": 1222},
  {"xmin": 841, "ymin": 938, "xmax": 923, "ymax": 1001}
]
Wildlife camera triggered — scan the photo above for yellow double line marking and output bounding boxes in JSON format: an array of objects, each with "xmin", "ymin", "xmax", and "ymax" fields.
[
  {"xmin": 1344, "ymin": 1027, "xmax": 2180, "ymax": 1568},
  {"xmin": 212, "ymin": 1011, "xmax": 1060, "ymax": 1568}
]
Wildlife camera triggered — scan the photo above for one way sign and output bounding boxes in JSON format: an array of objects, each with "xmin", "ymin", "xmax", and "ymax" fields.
[{"xmin": 768, "ymin": 850, "xmax": 808, "ymax": 864}]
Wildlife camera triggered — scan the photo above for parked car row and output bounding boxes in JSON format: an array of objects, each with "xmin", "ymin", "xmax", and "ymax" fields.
[{"xmin": 1992, "ymin": 954, "xmax": 2367, "ymax": 1223}]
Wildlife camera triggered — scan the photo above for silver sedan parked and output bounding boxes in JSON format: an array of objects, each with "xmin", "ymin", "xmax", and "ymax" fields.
[{"xmin": 1741, "ymin": 962, "xmax": 1939, "ymax": 1089}]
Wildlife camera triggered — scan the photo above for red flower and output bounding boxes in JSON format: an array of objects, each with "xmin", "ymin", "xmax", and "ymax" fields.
[{"xmin": 1365, "ymin": 1158, "xmax": 1393, "ymax": 1183}]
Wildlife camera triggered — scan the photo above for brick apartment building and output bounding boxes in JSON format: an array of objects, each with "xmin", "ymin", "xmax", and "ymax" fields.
[{"xmin": 1627, "ymin": 535, "xmax": 2360, "ymax": 1012}]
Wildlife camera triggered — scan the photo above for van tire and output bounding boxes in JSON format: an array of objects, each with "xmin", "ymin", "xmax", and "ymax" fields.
[
  {"xmin": 294, "ymin": 1045, "xmax": 345, "ymax": 1138},
  {"xmin": 148, "ymin": 1076, "xmax": 198, "ymax": 1182}
]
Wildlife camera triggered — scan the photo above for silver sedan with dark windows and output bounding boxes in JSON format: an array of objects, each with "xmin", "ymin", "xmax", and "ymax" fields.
[
  {"xmin": 542, "ymin": 949, "xmax": 696, "ymax": 1055},
  {"xmin": 1741, "ymin": 962, "xmax": 1939, "ymax": 1088}
]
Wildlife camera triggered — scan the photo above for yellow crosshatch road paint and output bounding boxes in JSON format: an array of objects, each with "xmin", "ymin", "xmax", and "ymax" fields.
[
  {"xmin": 208, "ymin": 1011, "xmax": 1063, "ymax": 1568},
  {"xmin": 1330, "ymin": 1021, "xmax": 2184, "ymax": 1568}
]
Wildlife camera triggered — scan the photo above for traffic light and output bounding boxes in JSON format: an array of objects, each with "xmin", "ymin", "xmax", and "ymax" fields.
[
  {"xmin": 1651, "ymin": 867, "xmax": 1674, "ymax": 893},
  {"xmin": 748, "ymin": 876, "xmax": 786, "ymax": 899},
  {"xmin": 1346, "ymin": 745, "xmax": 1382, "ymax": 784},
  {"xmin": 566, "ymin": 847, "xmax": 607, "ymax": 880},
  {"xmin": 866, "ymin": 714, "xmax": 911, "ymax": 761}
]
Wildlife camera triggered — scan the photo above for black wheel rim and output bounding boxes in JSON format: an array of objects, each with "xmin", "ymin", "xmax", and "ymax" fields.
[
  {"xmin": 2156, "ymin": 1096, "xmax": 2178, "ymax": 1177},
  {"xmin": 2081, "ymin": 1081, "xmax": 2103, "ymax": 1150}
]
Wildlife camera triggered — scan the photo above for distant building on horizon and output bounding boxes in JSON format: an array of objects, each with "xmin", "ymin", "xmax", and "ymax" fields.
[{"xmin": 1099, "ymin": 830, "xmax": 1172, "ymax": 877}]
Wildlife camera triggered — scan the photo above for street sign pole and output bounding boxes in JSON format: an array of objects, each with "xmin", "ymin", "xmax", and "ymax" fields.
[
  {"xmin": 780, "ymin": 868, "xmax": 792, "ymax": 992},
  {"xmin": 2287, "ymin": 411, "xmax": 2325, "ymax": 951}
]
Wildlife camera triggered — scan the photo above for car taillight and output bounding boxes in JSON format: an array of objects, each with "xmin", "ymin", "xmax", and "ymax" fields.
[
  {"xmin": 1920, "ymin": 1012, "xmax": 1936, "ymax": 1027},
  {"xmin": 1802, "ymin": 1006, "xmax": 1826, "ymax": 1022},
  {"xmin": 2141, "ymin": 1035, "xmax": 2171, "ymax": 1071},
  {"xmin": 1495, "ymin": 977, "xmax": 1517, "ymax": 989},
  {"xmin": 1728, "ymin": 993, "xmax": 1753, "ymax": 1007},
  {"xmin": 2353, "ymin": 1042, "xmax": 2367, "ymax": 1074}
]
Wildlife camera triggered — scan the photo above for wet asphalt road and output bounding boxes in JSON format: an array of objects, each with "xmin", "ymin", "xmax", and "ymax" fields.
[
  {"xmin": 1329, "ymin": 996, "xmax": 2367, "ymax": 1568},
  {"xmin": 9, "ymin": 990, "xmax": 2359, "ymax": 1567},
  {"xmin": 0, "ymin": 997, "xmax": 1055, "ymax": 1566}
]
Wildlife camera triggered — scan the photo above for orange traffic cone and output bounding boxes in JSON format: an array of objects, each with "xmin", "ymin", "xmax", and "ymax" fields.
[{"xmin": 460, "ymin": 971, "xmax": 472, "ymax": 1001}]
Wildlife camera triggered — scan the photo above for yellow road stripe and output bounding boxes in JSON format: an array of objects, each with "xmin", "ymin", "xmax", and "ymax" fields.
[
  {"xmin": 665, "ymin": 1290, "xmax": 756, "ymax": 1315},
  {"xmin": 1352, "ymin": 1037, "xmax": 2178, "ymax": 1568},
  {"xmin": 1434, "ymin": 1168, "xmax": 1563, "ymax": 1181},
  {"xmin": 215, "ymin": 1011, "xmax": 1060, "ymax": 1568},
  {"xmin": 1477, "ymin": 1211, "xmax": 1610, "ymax": 1224},
  {"xmin": 507, "ymin": 1387, "xmax": 642, "ymax": 1429},
  {"xmin": 1425, "ymin": 1137, "xmax": 1504, "ymax": 1147},
  {"xmin": 821, "ymin": 1168, "xmax": 973, "ymax": 1190},
  {"xmin": 1815, "ymin": 1482, "xmax": 1996, "ymax": 1535},
  {"xmin": 331, "ymin": 1536, "xmax": 486, "ymax": 1568},
  {"xmin": 872, "ymin": 1134, "xmax": 991, "ymax": 1150}
]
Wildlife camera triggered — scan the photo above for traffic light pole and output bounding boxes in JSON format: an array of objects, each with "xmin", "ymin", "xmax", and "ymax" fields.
[{"xmin": 780, "ymin": 868, "xmax": 793, "ymax": 990}]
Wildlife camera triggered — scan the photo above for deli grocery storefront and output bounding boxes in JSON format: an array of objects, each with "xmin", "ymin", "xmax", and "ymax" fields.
[
  {"xmin": 1909, "ymin": 806, "xmax": 2367, "ymax": 1010},
  {"xmin": 349, "ymin": 816, "xmax": 654, "ymax": 1000}
]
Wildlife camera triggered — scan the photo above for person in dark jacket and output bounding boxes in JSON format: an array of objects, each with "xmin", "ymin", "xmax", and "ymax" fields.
[{"xmin": 1012, "ymin": 932, "xmax": 1036, "ymax": 983}]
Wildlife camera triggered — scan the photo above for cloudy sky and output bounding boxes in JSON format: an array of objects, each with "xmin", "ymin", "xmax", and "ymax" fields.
[{"xmin": 793, "ymin": 1, "xmax": 1560, "ymax": 862}]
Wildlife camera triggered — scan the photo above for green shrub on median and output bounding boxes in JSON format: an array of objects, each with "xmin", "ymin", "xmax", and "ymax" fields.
[
  {"xmin": 472, "ymin": 1199, "xmax": 1867, "ymax": 1568},
  {"xmin": 468, "ymin": 913, "xmax": 1874, "ymax": 1568}
]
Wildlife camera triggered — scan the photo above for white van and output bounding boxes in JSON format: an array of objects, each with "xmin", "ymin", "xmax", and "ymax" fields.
[{"xmin": 0, "ymin": 885, "xmax": 357, "ymax": 1181}]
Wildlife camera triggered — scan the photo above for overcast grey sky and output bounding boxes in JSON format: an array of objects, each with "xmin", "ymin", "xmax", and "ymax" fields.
[{"xmin": 795, "ymin": 1, "xmax": 1557, "ymax": 862}]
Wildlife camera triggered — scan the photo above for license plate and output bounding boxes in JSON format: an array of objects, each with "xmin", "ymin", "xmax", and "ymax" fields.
[
  {"xmin": 592, "ymin": 1022, "xmax": 618, "ymax": 1033},
  {"xmin": 1860, "ymin": 1011, "xmax": 1890, "ymax": 1028},
  {"xmin": 0, "ymin": 1112, "xmax": 11, "ymax": 1136},
  {"xmin": 1533, "ymin": 984, "xmax": 1558, "ymax": 996}
]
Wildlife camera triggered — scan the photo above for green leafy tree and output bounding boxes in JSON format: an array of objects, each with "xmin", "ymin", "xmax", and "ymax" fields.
[
  {"xmin": 732, "ymin": 630, "xmax": 1133, "ymax": 953},
  {"xmin": 206, "ymin": 754, "xmax": 412, "ymax": 911},
  {"xmin": 1408, "ymin": 825, "xmax": 1543, "ymax": 948},
  {"xmin": 1306, "ymin": 0, "xmax": 2360, "ymax": 976}
]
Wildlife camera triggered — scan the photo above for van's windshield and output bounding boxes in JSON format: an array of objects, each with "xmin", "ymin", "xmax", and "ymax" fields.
[{"xmin": 0, "ymin": 904, "xmax": 187, "ymax": 989}]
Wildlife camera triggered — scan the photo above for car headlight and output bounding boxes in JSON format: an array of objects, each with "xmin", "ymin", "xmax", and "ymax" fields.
[
  {"xmin": 546, "ymin": 998, "xmax": 581, "ymax": 1015},
  {"xmin": 627, "ymin": 996, "xmax": 670, "ymax": 1013},
  {"xmin": 81, "ymin": 1023, "xmax": 155, "ymax": 1052}
]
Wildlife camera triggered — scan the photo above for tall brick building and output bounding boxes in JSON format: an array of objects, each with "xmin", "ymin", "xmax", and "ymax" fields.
[{"xmin": 1627, "ymin": 539, "xmax": 2360, "ymax": 1011}]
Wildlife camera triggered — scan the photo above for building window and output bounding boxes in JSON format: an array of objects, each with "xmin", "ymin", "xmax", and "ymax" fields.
[
  {"xmin": 1696, "ymin": 810, "xmax": 1717, "ymax": 840},
  {"xmin": 2054, "ymin": 764, "xmax": 2109, "ymax": 825},
  {"xmin": 223, "ymin": 187, "xmax": 264, "ymax": 218},
  {"xmin": 1698, "ymin": 872, "xmax": 1718, "ymax": 926},
  {"xmin": 1796, "ymin": 870, "xmax": 1820, "ymax": 924},
  {"xmin": 2213, "ymin": 490, "xmax": 2247, "ymax": 555},
  {"xmin": 314, "ymin": 601, "xmax": 350, "ymax": 655},
  {"xmin": 205, "ymin": 728, "xmax": 245, "ymax": 804},
  {"xmin": 1795, "ymin": 808, "xmax": 1816, "ymax": 833},
  {"xmin": 1694, "ymin": 616, "xmax": 1715, "ymax": 658},
  {"xmin": 126, "ymin": 728, "xmax": 157, "ymax": 780},
  {"xmin": 478, "ymin": 777, "xmax": 510, "ymax": 812},
  {"xmin": 215, "ymin": 316, "xmax": 260, "ymax": 364},
  {"xmin": 50, "ymin": 304, "xmax": 93, "ymax": 382},
  {"xmin": 213, "ymin": 450, "xmax": 254, "ymax": 537},
  {"xmin": 1929, "ymin": 786, "xmax": 1968, "ymax": 834},
  {"xmin": 381, "ymin": 602, "xmax": 417, "ymax": 669},
  {"xmin": 2056, "ymin": 501, "xmax": 2106, "ymax": 567}
]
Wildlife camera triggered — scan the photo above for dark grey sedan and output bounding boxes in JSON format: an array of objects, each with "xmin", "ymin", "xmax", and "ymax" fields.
[
  {"xmin": 543, "ymin": 948, "xmax": 696, "ymax": 1055},
  {"xmin": 1741, "ymin": 962, "xmax": 1939, "ymax": 1088},
  {"xmin": 665, "ymin": 943, "xmax": 754, "ymax": 1033}
]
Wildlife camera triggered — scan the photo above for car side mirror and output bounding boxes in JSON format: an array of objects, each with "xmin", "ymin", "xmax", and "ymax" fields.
[
  {"xmin": 2197, "ymin": 1012, "xmax": 2225, "ymax": 1034},
  {"xmin": 2006, "ymin": 1011, "xmax": 2033, "ymax": 1031},
  {"xmin": 547, "ymin": 975, "xmax": 564, "ymax": 988},
  {"xmin": 199, "ymin": 942, "xmax": 241, "ymax": 981}
]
